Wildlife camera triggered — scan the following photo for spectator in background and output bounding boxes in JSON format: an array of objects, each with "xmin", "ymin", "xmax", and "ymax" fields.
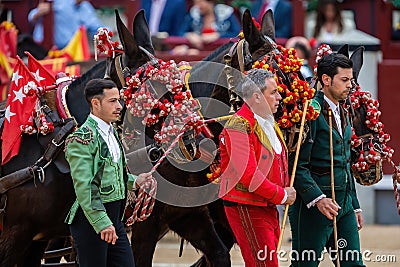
[
  {"xmin": 28, "ymin": 0, "xmax": 103, "ymax": 49},
  {"xmin": 285, "ymin": 36, "xmax": 313, "ymax": 81},
  {"xmin": 0, "ymin": 3, "xmax": 10, "ymax": 23},
  {"xmin": 178, "ymin": 0, "xmax": 241, "ymax": 49},
  {"xmin": 141, "ymin": 0, "xmax": 187, "ymax": 37},
  {"xmin": 251, "ymin": 0, "xmax": 292, "ymax": 38},
  {"xmin": 310, "ymin": 0, "xmax": 346, "ymax": 42}
]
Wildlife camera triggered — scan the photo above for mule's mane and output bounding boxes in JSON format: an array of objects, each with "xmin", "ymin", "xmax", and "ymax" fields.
[
  {"xmin": 69, "ymin": 60, "xmax": 106, "ymax": 90},
  {"xmin": 189, "ymin": 42, "xmax": 235, "ymax": 99},
  {"xmin": 197, "ymin": 42, "xmax": 234, "ymax": 65}
]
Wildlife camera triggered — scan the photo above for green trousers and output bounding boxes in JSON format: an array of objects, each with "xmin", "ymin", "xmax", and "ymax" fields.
[{"xmin": 288, "ymin": 191, "xmax": 365, "ymax": 267}]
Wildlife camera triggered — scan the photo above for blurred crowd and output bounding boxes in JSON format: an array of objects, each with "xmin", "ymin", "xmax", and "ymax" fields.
[{"xmin": 0, "ymin": 0, "xmax": 389, "ymax": 86}]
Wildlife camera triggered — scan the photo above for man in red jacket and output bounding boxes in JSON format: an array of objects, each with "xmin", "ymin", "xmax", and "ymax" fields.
[{"xmin": 219, "ymin": 68, "xmax": 296, "ymax": 266}]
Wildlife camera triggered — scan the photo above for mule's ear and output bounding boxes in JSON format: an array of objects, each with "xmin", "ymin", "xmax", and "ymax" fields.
[
  {"xmin": 337, "ymin": 44, "xmax": 349, "ymax": 58},
  {"xmin": 115, "ymin": 9, "xmax": 139, "ymax": 58},
  {"xmin": 242, "ymin": 9, "xmax": 264, "ymax": 52},
  {"xmin": 260, "ymin": 9, "xmax": 275, "ymax": 41},
  {"xmin": 133, "ymin": 9, "xmax": 155, "ymax": 54},
  {"xmin": 350, "ymin": 46, "xmax": 364, "ymax": 82}
]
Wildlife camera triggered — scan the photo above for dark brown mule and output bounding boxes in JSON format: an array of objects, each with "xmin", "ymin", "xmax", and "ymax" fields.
[
  {"xmin": 125, "ymin": 9, "xmax": 286, "ymax": 267},
  {"xmin": 0, "ymin": 10, "xmax": 151, "ymax": 267},
  {"xmin": 118, "ymin": 10, "xmax": 232, "ymax": 267}
]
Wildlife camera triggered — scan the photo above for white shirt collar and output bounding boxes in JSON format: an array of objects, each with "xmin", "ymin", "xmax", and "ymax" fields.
[
  {"xmin": 254, "ymin": 113, "xmax": 282, "ymax": 154},
  {"xmin": 324, "ymin": 95, "xmax": 340, "ymax": 114},
  {"xmin": 90, "ymin": 113, "xmax": 113, "ymax": 136},
  {"xmin": 323, "ymin": 95, "xmax": 343, "ymax": 136},
  {"xmin": 254, "ymin": 113, "xmax": 274, "ymax": 126},
  {"xmin": 89, "ymin": 113, "xmax": 121, "ymax": 162}
]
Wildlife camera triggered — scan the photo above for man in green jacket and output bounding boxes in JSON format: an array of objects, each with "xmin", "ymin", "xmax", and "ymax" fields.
[
  {"xmin": 288, "ymin": 52, "xmax": 365, "ymax": 266},
  {"xmin": 65, "ymin": 78, "xmax": 152, "ymax": 267}
]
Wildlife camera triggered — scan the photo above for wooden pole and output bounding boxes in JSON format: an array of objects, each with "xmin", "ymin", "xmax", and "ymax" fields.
[
  {"xmin": 328, "ymin": 109, "xmax": 340, "ymax": 267},
  {"xmin": 277, "ymin": 100, "xmax": 309, "ymax": 252}
]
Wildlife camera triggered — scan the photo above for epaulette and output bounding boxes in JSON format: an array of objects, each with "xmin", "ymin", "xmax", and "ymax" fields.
[
  {"xmin": 310, "ymin": 98, "xmax": 321, "ymax": 117},
  {"xmin": 65, "ymin": 126, "xmax": 94, "ymax": 147},
  {"xmin": 224, "ymin": 115, "xmax": 252, "ymax": 133}
]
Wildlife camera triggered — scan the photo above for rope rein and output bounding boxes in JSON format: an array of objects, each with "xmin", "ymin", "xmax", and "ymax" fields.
[
  {"xmin": 388, "ymin": 160, "xmax": 400, "ymax": 215},
  {"xmin": 125, "ymin": 125, "xmax": 189, "ymax": 225},
  {"xmin": 125, "ymin": 177, "xmax": 157, "ymax": 226}
]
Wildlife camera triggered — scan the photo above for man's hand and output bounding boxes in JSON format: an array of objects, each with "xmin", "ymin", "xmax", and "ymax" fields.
[
  {"xmin": 135, "ymin": 172, "xmax": 153, "ymax": 188},
  {"xmin": 36, "ymin": 2, "xmax": 51, "ymax": 16},
  {"xmin": 100, "ymin": 225, "xmax": 118, "ymax": 245},
  {"xmin": 283, "ymin": 187, "xmax": 296, "ymax": 205},
  {"xmin": 185, "ymin": 32, "xmax": 203, "ymax": 49},
  {"xmin": 355, "ymin": 211, "xmax": 363, "ymax": 230},
  {"xmin": 316, "ymin": 197, "xmax": 341, "ymax": 220},
  {"xmin": 202, "ymin": 32, "xmax": 220, "ymax": 44}
]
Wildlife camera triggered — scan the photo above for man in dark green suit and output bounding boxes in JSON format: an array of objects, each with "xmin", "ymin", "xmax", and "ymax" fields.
[{"xmin": 288, "ymin": 52, "xmax": 365, "ymax": 266}]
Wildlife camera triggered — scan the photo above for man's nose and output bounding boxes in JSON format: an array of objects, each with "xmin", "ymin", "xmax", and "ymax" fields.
[{"xmin": 117, "ymin": 101, "xmax": 122, "ymax": 109}]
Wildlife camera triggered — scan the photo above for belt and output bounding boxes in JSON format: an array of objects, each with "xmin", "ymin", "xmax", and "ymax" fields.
[
  {"xmin": 222, "ymin": 200, "xmax": 275, "ymax": 208},
  {"xmin": 309, "ymin": 165, "xmax": 331, "ymax": 176}
]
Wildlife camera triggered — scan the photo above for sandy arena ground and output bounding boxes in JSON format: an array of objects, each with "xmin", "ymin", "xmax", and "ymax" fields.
[{"xmin": 152, "ymin": 224, "xmax": 400, "ymax": 266}]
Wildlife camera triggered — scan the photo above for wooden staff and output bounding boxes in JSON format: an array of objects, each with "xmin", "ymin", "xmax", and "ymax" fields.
[
  {"xmin": 328, "ymin": 109, "xmax": 340, "ymax": 267},
  {"xmin": 277, "ymin": 100, "xmax": 309, "ymax": 252}
]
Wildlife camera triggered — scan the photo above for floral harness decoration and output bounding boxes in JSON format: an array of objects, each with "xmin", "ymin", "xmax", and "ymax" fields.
[
  {"xmin": 250, "ymin": 43, "xmax": 320, "ymax": 155},
  {"xmin": 122, "ymin": 59, "xmax": 203, "ymax": 145},
  {"xmin": 20, "ymin": 82, "xmax": 55, "ymax": 136},
  {"xmin": 94, "ymin": 28, "xmax": 204, "ymax": 153}
]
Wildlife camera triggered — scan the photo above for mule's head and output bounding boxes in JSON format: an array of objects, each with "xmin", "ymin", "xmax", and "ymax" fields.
[
  {"xmin": 242, "ymin": 9, "xmax": 277, "ymax": 62},
  {"xmin": 209, "ymin": 9, "xmax": 278, "ymax": 110},
  {"xmin": 113, "ymin": 11, "xmax": 201, "ymax": 162},
  {"xmin": 344, "ymin": 45, "xmax": 389, "ymax": 186},
  {"xmin": 106, "ymin": 10, "xmax": 155, "ymax": 89}
]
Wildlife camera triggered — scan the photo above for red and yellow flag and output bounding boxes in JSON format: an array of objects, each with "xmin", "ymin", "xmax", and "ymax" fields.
[{"xmin": 47, "ymin": 25, "xmax": 90, "ymax": 62}]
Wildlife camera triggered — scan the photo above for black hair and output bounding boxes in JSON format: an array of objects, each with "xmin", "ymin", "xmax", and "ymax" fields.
[
  {"xmin": 84, "ymin": 78, "xmax": 117, "ymax": 105},
  {"xmin": 294, "ymin": 42, "xmax": 311, "ymax": 59},
  {"xmin": 317, "ymin": 53, "xmax": 352, "ymax": 84}
]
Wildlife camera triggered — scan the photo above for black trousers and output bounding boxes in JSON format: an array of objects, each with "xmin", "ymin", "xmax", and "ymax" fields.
[{"xmin": 70, "ymin": 200, "xmax": 135, "ymax": 267}]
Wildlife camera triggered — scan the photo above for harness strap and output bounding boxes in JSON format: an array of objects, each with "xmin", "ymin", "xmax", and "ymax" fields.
[
  {"xmin": 43, "ymin": 119, "xmax": 77, "ymax": 162},
  {"xmin": 237, "ymin": 39, "xmax": 246, "ymax": 73},
  {"xmin": 115, "ymin": 55, "xmax": 126, "ymax": 87},
  {"xmin": 0, "ymin": 119, "xmax": 77, "ymax": 197},
  {"xmin": 36, "ymin": 92, "xmax": 61, "ymax": 125},
  {"xmin": 0, "ymin": 166, "xmax": 37, "ymax": 195},
  {"xmin": 227, "ymin": 41, "xmax": 239, "ymax": 60}
]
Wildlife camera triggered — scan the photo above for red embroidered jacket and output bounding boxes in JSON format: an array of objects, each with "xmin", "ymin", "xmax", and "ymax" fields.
[{"xmin": 218, "ymin": 104, "xmax": 289, "ymax": 206}]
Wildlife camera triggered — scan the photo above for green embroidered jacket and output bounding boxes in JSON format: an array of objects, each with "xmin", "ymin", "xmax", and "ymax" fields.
[{"xmin": 64, "ymin": 116, "xmax": 137, "ymax": 233}]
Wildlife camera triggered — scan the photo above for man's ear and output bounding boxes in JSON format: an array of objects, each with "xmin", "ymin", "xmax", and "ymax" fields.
[
  {"xmin": 321, "ymin": 74, "xmax": 331, "ymax": 86},
  {"xmin": 253, "ymin": 92, "xmax": 261, "ymax": 102},
  {"xmin": 91, "ymin": 98, "xmax": 100, "ymax": 110}
]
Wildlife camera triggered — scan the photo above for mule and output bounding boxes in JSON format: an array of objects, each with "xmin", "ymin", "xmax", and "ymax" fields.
[
  {"xmin": 0, "ymin": 9, "xmax": 153, "ymax": 266},
  {"xmin": 124, "ymin": 9, "xmax": 289, "ymax": 267}
]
